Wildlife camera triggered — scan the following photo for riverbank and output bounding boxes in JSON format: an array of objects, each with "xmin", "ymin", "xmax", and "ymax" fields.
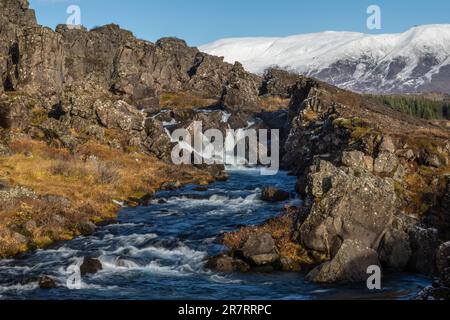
[{"xmin": 0, "ymin": 137, "xmax": 217, "ymax": 258}]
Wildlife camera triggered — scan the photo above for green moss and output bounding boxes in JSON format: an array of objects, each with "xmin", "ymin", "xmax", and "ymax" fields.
[
  {"xmin": 333, "ymin": 117, "xmax": 373, "ymax": 140},
  {"xmin": 30, "ymin": 108, "xmax": 48, "ymax": 126},
  {"xmin": 394, "ymin": 181, "xmax": 403, "ymax": 197},
  {"xmin": 351, "ymin": 126, "xmax": 373, "ymax": 140}
]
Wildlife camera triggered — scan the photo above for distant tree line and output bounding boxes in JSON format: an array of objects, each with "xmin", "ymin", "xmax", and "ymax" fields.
[{"xmin": 368, "ymin": 94, "xmax": 450, "ymax": 120}]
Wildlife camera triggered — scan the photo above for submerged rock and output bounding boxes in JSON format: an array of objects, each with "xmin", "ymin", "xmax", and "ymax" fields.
[{"xmin": 193, "ymin": 186, "xmax": 208, "ymax": 192}]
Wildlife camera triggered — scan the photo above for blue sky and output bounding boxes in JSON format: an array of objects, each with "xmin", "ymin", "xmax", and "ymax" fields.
[{"xmin": 30, "ymin": 0, "xmax": 450, "ymax": 46}]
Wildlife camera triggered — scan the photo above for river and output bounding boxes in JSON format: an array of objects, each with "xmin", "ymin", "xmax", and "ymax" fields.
[{"xmin": 0, "ymin": 168, "xmax": 429, "ymax": 300}]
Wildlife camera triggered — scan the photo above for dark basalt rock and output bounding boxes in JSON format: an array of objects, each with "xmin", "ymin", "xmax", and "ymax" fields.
[
  {"xmin": 206, "ymin": 254, "xmax": 250, "ymax": 273},
  {"xmin": 378, "ymin": 229, "xmax": 412, "ymax": 271},
  {"xmin": 416, "ymin": 241, "xmax": 450, "ymax": 300},
  {"xmin": 220, "ymin": 62, "xmax": 261, "ymax": 113},
  {"xmin": 260, "ymin": 68, "xmax": 298, "ymax": 98},
  {"xmin": 436, "ymin": 242, "xmax": 450, "ymax": 276},
  {"xmin": 38, "ymin": 276, "xmax": 58, "ymax": 289},
  {"xmin": 241, "ymin": 233, "xmax": 279, "ymax": 266},
  {"xmin": 80, "ymin": 257, "xmax": 103, "ymax": 275},
  {"xmin": 306, "ymin": 239, "xmax": 380, "ymax": 284},
  {"xmin": 77, "ymin": 221, "xmax": 97, "ymax": 236},
  {"xmin": 261, "ymin": 187, "xmax": 290, "ymax": 202}
]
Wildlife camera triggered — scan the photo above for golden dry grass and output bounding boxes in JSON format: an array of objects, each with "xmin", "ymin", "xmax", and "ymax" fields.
[
  {"xmin": 259, "ymin": 96, "xmax": 290, "ymax": 112},
  {"xmin": 159, "ymin": 92, "xmax": 218, "ymax": 110},
  {"xmin": 0, "ymin": 138, "xmax": 214, "ymax": 258}
]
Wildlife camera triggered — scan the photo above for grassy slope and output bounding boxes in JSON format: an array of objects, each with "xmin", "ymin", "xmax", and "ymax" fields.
[{"xmin": 0, "ymin": 138, "xmax": 214, "ymax": 258}]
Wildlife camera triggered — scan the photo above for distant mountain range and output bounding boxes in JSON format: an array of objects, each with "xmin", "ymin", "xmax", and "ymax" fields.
[{"xmin": 200, "ymin": 24, "xmax": 450, "ymax": 95}]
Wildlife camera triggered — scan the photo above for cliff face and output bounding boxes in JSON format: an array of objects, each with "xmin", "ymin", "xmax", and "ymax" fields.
[
  {"xmin": 0, "ymin": 0, "xmax": 262, "ymax": 113},
  {"xmin": 0, "ymin": 0, "xmax": 267, "ymax": 158},
  {"xmin": 0, "ymin": 0, "xmax": 272, "ymax": 258},
  {"xmin": 0, "ymin": 0, "xmax": 63, "ymax": 99},
  {"xmin": 283, "ymin": 78, "xmax": 450, "ymax": 279}
]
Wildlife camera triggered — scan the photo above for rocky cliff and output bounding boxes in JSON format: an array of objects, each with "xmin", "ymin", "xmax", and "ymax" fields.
[{"xmin": 210, "ymin": 76, "xmax": 450, "ymax": 288}]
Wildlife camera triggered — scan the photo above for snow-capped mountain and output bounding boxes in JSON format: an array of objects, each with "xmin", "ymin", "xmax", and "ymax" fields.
[{"xmin": 200, "ymin": 25, "xmax": 450, "ymax": 94}]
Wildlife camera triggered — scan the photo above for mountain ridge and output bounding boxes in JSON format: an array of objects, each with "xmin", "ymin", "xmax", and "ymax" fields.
[{"xmin": 200, "ymin": 24, "xmax": 450, "ymax": 95}]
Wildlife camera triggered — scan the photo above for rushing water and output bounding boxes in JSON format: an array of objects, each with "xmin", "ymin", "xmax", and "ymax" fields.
[{"xmin": 0, "ymin": 168, "xmax": 429, "ymax": 300}]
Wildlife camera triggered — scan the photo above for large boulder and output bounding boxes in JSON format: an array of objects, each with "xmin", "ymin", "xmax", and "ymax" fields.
[
  {"xmin": 220, "ymin": 62, "xmax": 261, "ymax": 112},
  {"xmin": 300, "ymin": 161, "xmax": 397, "ymax": 254},
  {"xmin": 142, "ymin": 118, "xmax": 173, "ymax": 159},
  {"xmin": 206, "ymin": 254, "xmax": 250, "ymax": 273},
  {"xmin": 306, "ymin": 239, "xmax": 380, "ymax": 283},
  {"xmin": 436, "ymin": 241, "xmax": 450, "ymax": 276},
  {"xmin": 77, "ymin": 221, "xmax": 96, "ymax": 236},
  {"xmin": 261, "ymin": 187, "xmax": 290, "ymax": 203},
  {"xmin": 80, "ymin": 257, "xmax": 103, "ymax": 275},
  {"xmin": 407, "ymin": 226, "xmax": 439, "ymax": 274},
  {"xmin": 378, "ymin": 229, "xmax": 411, "ymax": 271},
  {"xmin": 240, "ymin": 233, "xmax": 279, "ymax": 266}
]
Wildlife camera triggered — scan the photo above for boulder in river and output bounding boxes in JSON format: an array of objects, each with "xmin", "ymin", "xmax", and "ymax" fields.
[
  {"xmin": 77, "ymin": 221, "xmax": 97, "ymax": 236},
  {"xmin": 161, "ymin": 181, "xmax": 182, "ymax": 190},
  {"xmin": 261, "ymin": 187, "xmax": 290, "ymax": 202},
  {"xmin": 206, "ymin": 254, "xmax": 250, "ymax": 273},
  {"xmin": 300, "ymin": 160, "xmax": 397, "ymax": 254},
  {"xmin": 80, "ymin": 257, "xmax": 103, "ymax": 275},
  {"xmin": 306, "ymin": 239, "xmax": 380, "ymax": 283}
]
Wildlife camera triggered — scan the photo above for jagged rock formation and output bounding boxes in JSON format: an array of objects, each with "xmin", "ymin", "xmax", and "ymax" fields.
[
  {"xmin": 281, "ymin": 77, "xmax": 449, "ymax": 280},
  {"xmin": 0, "ymin": 0, "xmax": 288, "ymax": 259},
  {"xmin": 209, "ymin": 75, "xmax": 450, "ymax": 284},
  {"xmin": 0, "ymin": 0, "xmax": 240, "ymax": 105},
  {"xmin": 0, "ymin": 0, "xmax": 270, "ymax": 160},
  {"xmin": 259, "ymin": 68, "xmax": 298, "ymax": 98}
]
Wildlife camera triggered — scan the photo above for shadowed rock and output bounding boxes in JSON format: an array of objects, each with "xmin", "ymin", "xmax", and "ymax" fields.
[
  {"xmin": 80, "ymin": 257, "xmax": 102, "ymax": 275},
  {"xmin": 306, "ymin": 240, "xmax": 380, "ymax": 283},
  {"xmin": 261, "ymin": 187, "xmax": 290, "ymax": 202}
]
